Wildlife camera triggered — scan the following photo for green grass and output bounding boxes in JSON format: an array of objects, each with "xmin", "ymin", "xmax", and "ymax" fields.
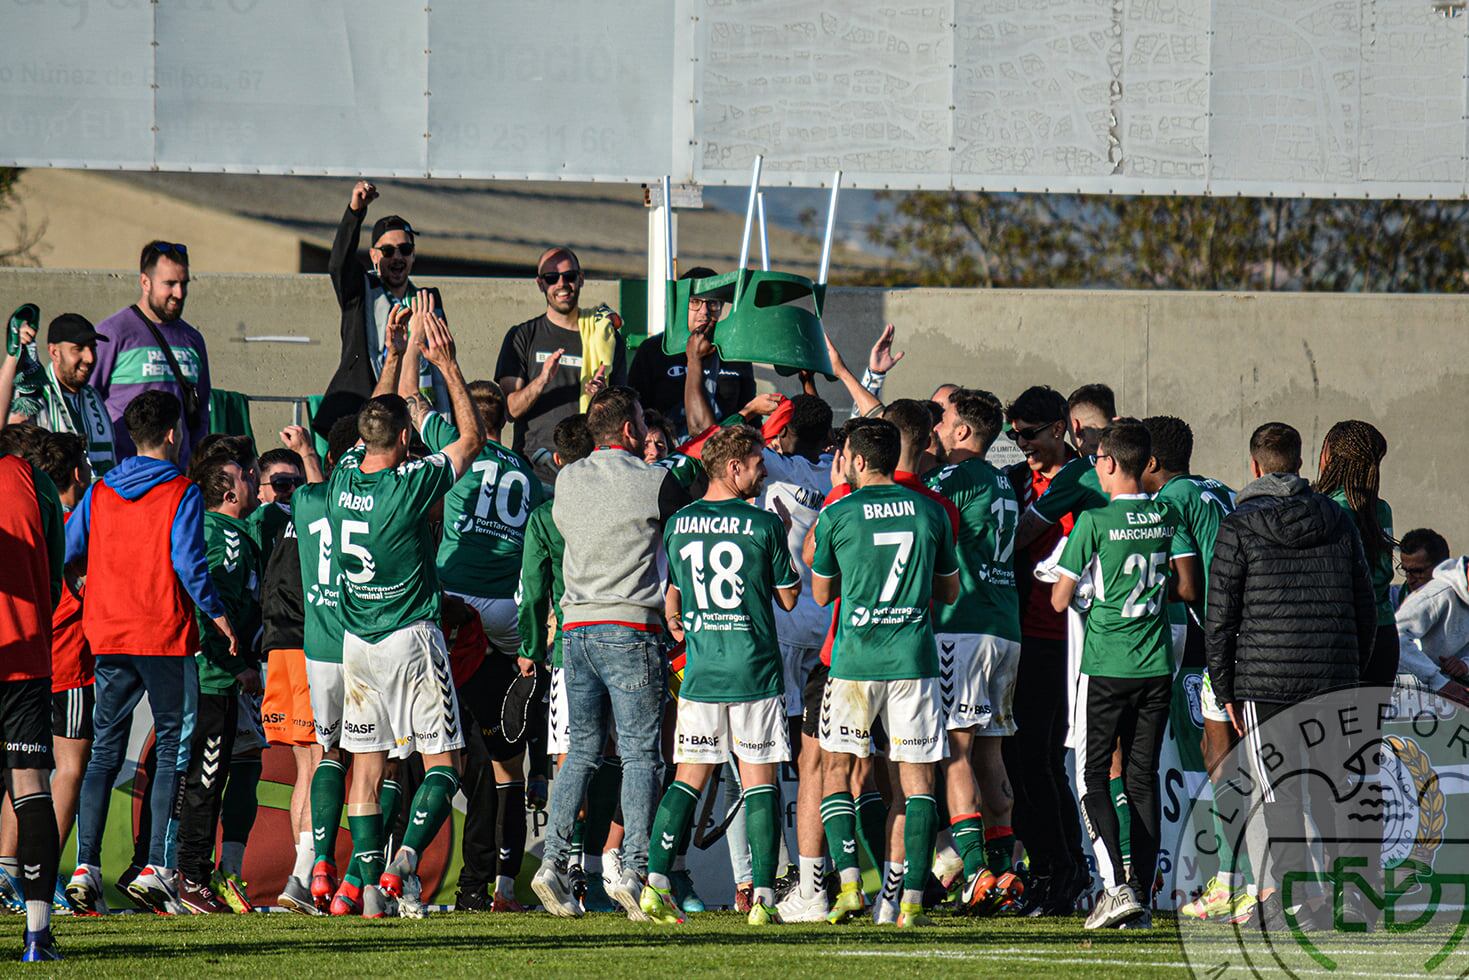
[{"xmin": 5, "ymin": 909, "xmax": 1195, "ymax": 977}]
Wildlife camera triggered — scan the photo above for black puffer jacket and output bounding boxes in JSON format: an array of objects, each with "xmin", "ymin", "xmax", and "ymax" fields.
[{"xmin": 1205, "ymin": 473, "xmax": 1375, "ymax": 706}]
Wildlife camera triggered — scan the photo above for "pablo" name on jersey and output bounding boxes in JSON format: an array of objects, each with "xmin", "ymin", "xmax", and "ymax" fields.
[{"xmin": 335, "ymin": 491, "xmax": 375, "ymax": 512}]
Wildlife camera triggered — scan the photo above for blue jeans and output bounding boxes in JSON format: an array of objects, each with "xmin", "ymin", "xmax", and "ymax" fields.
[
  {"xmin": 544, "ymin": 625, "xmax": 666, "ymax": 874},
  {"xmin": 76, "ymin": 655, "xmax": 195, "ymax": 869}
]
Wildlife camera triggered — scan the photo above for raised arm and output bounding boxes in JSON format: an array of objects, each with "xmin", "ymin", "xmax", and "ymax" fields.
[
  {"xmin": 415, "ymin": 295, "xmax": 485, "ymax": 478},
  {"xmin": 824, "ymin": 331, "xmax": 882, "ymax": 418},
  {"xmin": 371, "ymin": 303, "xmax": 411, "ymax": 400},
  {"xmin": 683, "ymin": 330, "xmax": 717, "ymax": 436},
  {"xmin": 279, "ymin": 425, "xmax": 325, "ymax": 484},
  {"xmin": 330, "ymin": 181, "xmax": 376, "ymax": 308}
]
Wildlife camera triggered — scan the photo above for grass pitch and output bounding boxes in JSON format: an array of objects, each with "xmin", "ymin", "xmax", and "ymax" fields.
[{"xmin": 9, "ymin": 909, "xmax": 1195, "ymax": 977}]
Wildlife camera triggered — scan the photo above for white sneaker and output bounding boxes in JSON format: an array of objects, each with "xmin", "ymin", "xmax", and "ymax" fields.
[
  {"xmin": 608, "ymin": 868, "xmax": 649, "ymax": 922},
  {"xmin": 397, "ymin": 874, "xmax": 425, "ymax": 919},
  {"xmin": 601, "ymin": 848, "xmax": 624, "ymax": 896},
  {"xmin": 871, "ymin": 894, "xmax": 899, "ymax": 925},
  {"xmin": 531, "ymin": 862, "xmax": 583, "ymax": 918},
  {"xmin": 775, "ymin": 887, "xmax": 830, "ymax": 923},
  {"xmin": 66, "ymin": 865, "xmax": 109, "ymax": 917},
  {"xmin": 127, "ymin": 865, "xmax": 181, "ymax": 915},
  {"xmin": 1085, "ymin": 886, "xmax": 1144, "ymax": 930}
]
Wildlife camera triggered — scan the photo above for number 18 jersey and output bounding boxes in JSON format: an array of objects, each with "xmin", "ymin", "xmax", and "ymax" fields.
[
  {"xmin": 663, "ymin": 497, "xmax": 799, "ymax": 703},
  {"xmin": 811, "ymin": 483, "xmax": 959, "ymax": 682},
  {"xmin": 1056, "ymin": 494, "xmax": 1196, "ymax": 678}
]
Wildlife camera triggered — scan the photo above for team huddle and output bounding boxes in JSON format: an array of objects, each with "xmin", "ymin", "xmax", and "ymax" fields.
[{"xmin": 0, "ymin": 199, "xmax": 1416, "ymax": 962}]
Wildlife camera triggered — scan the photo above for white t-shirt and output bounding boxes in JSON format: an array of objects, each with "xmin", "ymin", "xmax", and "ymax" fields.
[{"xmin": 758, "ymin": 449, "xmax": 833, "ymax": 649}]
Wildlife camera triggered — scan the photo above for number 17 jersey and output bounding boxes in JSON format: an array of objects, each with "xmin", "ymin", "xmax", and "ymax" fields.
[
  {"xmin": 925, "ymin": 458, "xmax": 1021, "ymax": 642},
  {"xmin": 811, "ymin": 483, "xmax": 959, "ymax": 682}
]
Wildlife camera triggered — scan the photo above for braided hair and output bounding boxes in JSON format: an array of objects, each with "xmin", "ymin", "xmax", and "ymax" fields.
[{"xmin": 1314, "ymin": 420, "xmax": 1393, "ymax": 563}]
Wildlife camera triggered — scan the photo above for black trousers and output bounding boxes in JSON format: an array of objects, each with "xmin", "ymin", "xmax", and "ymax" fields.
[
  {"xmin": 1079, "ymin": 674, "xmax": 1171, "ymax": 894},
  {"xmin": 1004, "ymin": 636, "xmax": 1085, "ymax": 876},
  {"xmin": 457, "ymin": 655, "xmax": 525, "ymax": 889},
  {"xmin": 1362, "ymin": 623, "xmax": 1400, "ymax": 688},
  {"xmin": 174, "ymin": 692, "xmax": 238, "ymax": 884}
]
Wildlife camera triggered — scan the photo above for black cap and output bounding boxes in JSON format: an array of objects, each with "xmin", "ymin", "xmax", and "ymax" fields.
[
  {"xmin": 47, "ymin": 313, "xmax": 107, "ymax": 346},
  {"xmin": 371, "ymin": 215, "xmax": 416, "ymax": 245}
]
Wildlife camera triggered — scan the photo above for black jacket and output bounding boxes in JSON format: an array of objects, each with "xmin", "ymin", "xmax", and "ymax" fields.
[
  {"xmin": 1205, "ymin": 473, "xmax": 1376, "ymax": 706},
  {"xmin": 260, "ymin": 518, "xmax": 304, "ymax": 654},
  {"xmin": 324, "ymin": 206, "xmax": 441, "ymax": 401}
]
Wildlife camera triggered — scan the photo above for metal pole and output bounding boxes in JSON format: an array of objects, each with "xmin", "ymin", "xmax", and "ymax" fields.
[
  {"xmin": 757, "ymin": 192, "xmax": 770, "ymax": 271},
  {"xmin": 736, "ymin": 155, "xmax": 763, "ymax": 274},
  {"xmin": 817, "ymin": 169, "xmax": 842, "ymax": 285},
  {"xmin": 661, "ymin": 175, "xmax": 675, "ymax": 281}
]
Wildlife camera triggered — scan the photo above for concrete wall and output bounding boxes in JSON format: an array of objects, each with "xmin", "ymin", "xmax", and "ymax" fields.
[{"xmin": 4, "ymin": 267, "xmax": 1465, "ymax": 554}]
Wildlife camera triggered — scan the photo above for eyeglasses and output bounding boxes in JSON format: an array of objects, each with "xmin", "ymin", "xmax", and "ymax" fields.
[
  {"xmin": 269, "ymin": 475, "xmax": 306, "ymax": 492},
  {"xmin": 688, "ymin": 299, "xmax": 724, "ymax": 314},
  {"xmin": 147, "ymin": 242, "xmax": 189, "ymax": 259},
  {"xmin": 376, "ymin": 242, "xmax": 415, "ymax": 258},
  {"xmin": 1005, "ymin": 421, "xmax": 1059, "ymax": 442},
  {"xmin": 540, "ymin": 270, "xmax": 581, "ymax": 286},
  {"xmin": 1094, "ymin": 454, "xmax": 1113, "ymax": 463}
]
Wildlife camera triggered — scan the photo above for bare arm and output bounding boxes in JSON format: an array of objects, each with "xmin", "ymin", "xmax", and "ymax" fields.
[
  {"xmin": 664, "ymin": 584, "xmax": 685, "ymax": 644},
  {"xmin": 279, "ymin": 425, "xmax": 325, "ymax": 484},
  {"xmin": 414, "ymin": 295, "xmax": 485, "ymax": 478},
  {"xmin": 1170, "ymin": 554, "xmax": 1202, "ymax": 605},
  {"xmin": 371, "ymin": 304, "xmax": 411, "ymax": 400},
  {"xmin": 775, "ymin": 583, "xmax": 801, "ymax": 612},
  {"xmin": 933, "ymin": 570, "xmax": 959, "ymax": 606},
  {"xmin": 811, "ymin": 572, "xmax": 838, "ymax": 607},
  {"xmin": 1051, "ymin": 573, "xmax": 1078, "ymax": 613},
  {"xmin": 0, "ymin": 320, "xmax": 36, "ymax": 427},
  {"xmin": 824, "ymin": 331, "xmax": 881, "ymax": 417},
  {"xmin": 684, "ymin": 331, "xmax": 717, "ymax": 435},
  {"xmin": 503, "ymin": 349, "xmax": 565, "ymax": 421}
]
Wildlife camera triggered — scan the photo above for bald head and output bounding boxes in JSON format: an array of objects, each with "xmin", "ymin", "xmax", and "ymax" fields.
[{"xmin": 536, "ymin": 246, "xmax": 583, "ymax": 318}]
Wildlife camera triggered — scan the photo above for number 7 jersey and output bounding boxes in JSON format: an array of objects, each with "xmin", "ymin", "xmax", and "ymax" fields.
[{"xmin": 811, "ymin": 483, "xmax": 959, "ymax": 682}]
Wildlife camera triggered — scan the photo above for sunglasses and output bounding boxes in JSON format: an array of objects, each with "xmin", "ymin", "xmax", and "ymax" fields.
[
  {"xmin": 1006, "ymin": 420, "xmax": 1059, "ymax": 442},
  {"xmin": 376, "ymin": 242, "xmax": 415, "ymax": 258},
  {"xmin": 269, "ymin": 475, "xmax": 306, "ymax": 492},
  {"xmin": 540, "ymin": 270, "xmax": 581, "ymax": 286},
  {"xmin": 689, "ymin": 299, "xmax": 724, "ymax": 313},
  {"xmin": 147, "ymin": 242, "xmax": 188, "ymax": 259}
]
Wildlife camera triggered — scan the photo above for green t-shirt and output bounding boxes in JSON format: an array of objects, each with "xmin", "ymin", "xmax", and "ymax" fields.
[
  {"xmin": 420, "ymin": 413, "xmax": 544, "ymax": 599},
  {"xmin": 517, "ymin": 500, "xmax": 566, "ymax": 668},
  {"xmin": 1328, "ymin": 490, "xmax": 1395, "ymax": 626},
  {"xmin": 664, "ymin": 497, "xmax": 799, "ymax": 702},
  {"xmin": 811, "ymin": 483, "xmax": 959, "ymax": 682},
  {"xmin": 325, "ymin": 447, "xmax": 458, "ymax": 643},
  {"xmin": 1056, "ymin": 495, "xmax": 1196, "ymax": 679},
  {"xmin": 196, "ymin": 510, "xmax": 261, "ymax": 694},
  {"xmin": 1032, "ymin": 454, "xmax": 1107, "ymax": 524},
  {"xmin": 247, "ymin": 500, "xmax": 291, "ymax": 572},
  {"xmin": 292, "ymin": 477, "xmax": 345, "ymax": 664},
  {"xmin": 1154, "ymin": 474, "xmax": 1235, "ymax": 626},
  {"xmin": 924, "ymin": 458, "xmax": 1020, "ymax": 641}
]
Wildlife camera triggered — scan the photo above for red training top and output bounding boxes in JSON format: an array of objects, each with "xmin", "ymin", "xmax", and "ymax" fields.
[
  {"xmin": 51, "ymin": 510, "xmax": 94, "ymax": 692},
  {"xmin": 0, "ymin": 455, "xmax": 54, "ymax": 683}
]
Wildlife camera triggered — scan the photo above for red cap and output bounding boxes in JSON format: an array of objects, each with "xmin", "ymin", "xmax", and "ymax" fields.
[{"xmin": 761, "ymin": 395, "xmax": 794, "ymax": 442}]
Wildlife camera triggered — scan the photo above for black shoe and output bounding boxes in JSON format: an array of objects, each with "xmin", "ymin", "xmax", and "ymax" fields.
[
  {"xmin": 922, "ymin": 872, "xmax": 949, "ymax": 909},
  {"xmin": 454, "ymin": 884, "xmax": 489, "ymax": 912},
  {"xmin": 114, "ymin": 865, "xmax": 150, "ymax": 911},
  {"xmin": 1255, "ymin": 893, "xmax": 1289, "ymax": 934},
  {"xmin": 568, "ymin": 864, "xmax": 588, "ymax": 903},
  {"xmin": 774, "ymin": 868, "xmax": 799, "ymax": 903},
  {"xmin": 1040, "ymin": 865, "xmax": 1086, "ymax": 916},
  {"xmin": 1018, "ymin": 873, "xmax": 1053, "ymax": 917}
]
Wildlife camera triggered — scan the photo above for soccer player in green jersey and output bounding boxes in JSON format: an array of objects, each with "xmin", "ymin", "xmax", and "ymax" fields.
[
  {"xmin": 401, "ymin": 342, "xmax": 543, "ymax": 913},
  {"xmin": 1051, "ymin": 419, "xmax": 1200, "ymax": 930},
  {"xmin": 638, "ymin": 426, "xmax": 801, "ymax": 926},
  {"xmin": 811, "ymin": 420, "xmax": 959, "ymax": 928},
  {"xmin": 325, "ymin": 293, "xmax": 485, "ymax": 917},
  {"xmin": 175, "ymin": 450, "xmax": 264, "ymax": 914},
  {"xmin": 928, "ymin": 387, "xmax": 1025, "ymax": 914},
  {"xmin": 1139, "ymin": 416, "xmax": 1253, "ymax": 923}
]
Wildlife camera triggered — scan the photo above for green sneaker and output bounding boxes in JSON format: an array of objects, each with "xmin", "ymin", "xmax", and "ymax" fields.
[
  {"xmin": 896, "ymin": 901, "xmax": 933, "ymax": 927},
  {"xmin": 747, "ymin": 901, "xmax": 781, "ymax": 925},
  {"xmin": 211, "ymin": 869, "xmax": 253, "ymax": 914},
  {"xmin": 826, "ymin": 881, "xmax": 867, "ymax": 924},
  {"xmin": 638, "ymin": 884, "xmax": 684, "ymax": 925}
]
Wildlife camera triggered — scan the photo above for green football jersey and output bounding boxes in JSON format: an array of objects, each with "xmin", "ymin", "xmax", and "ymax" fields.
[
  {"xmin": 195, "ymin": 510, "xmax": 262, "ymax": 695},
  {"xmin": 1057, "ymin": 495, "xmax": 1196, "ymax": 678},
  {"xmin": 517, "ymin": 500, "xmax": 566, "ymax": 668},
  {"xmin": 811, "ymin": 483, "xmax": 959, "ymax": 682},
  {"xmin": 1031, "ymin": 454, "xmax": 1107, "ymax": 524},
  {"xmin": 292, "ymin": 472, "xmax": 349, "ymax": 665},
  {"xmin": 1155, "ymin": 474, "xmax": 1235, "ymax": 626},
  {"xmin": 1329, "ymin": 490, "xmax": 1395, "ymax": 626},
  {"xmin": 247, "ymin": 500, "xmax": 291, "ymax": 572},
  {"xmin": 664, "ymin": 497, "xmax": 799, "ymax": 703},
  {"xmin": 925, "ymin": 458, "xmax": 1021, "ymax": 641},
  {"xmin": 420, "ymin": 413, "xmax": 543, "ymax": 599},
  {"xmin": 326, "ymin": 447, "xmax": 457, "ymax": 643}
]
